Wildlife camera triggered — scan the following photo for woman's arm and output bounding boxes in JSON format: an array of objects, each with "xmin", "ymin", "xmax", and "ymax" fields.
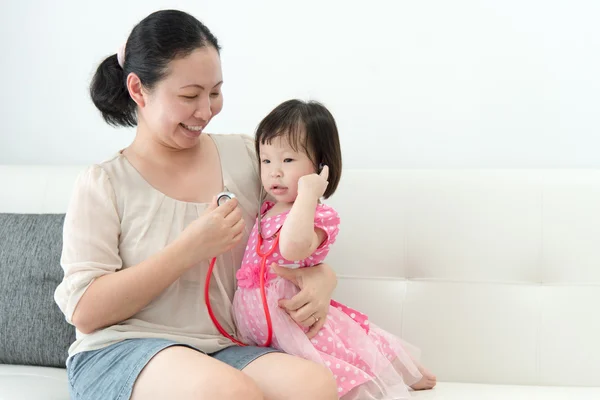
[
  {"xmin": 74, "ymin": 198, "xmax": 243, "ymax": 334},
  {"xmin": 273, "ymin": 261, "xmax": 337, "ymax": 338},
  {"xmin": 71, "ymin": 239, "xmax": 193, "ymax": 334},
  {"xmin": 56, "ymin": 168, "xmax": 244, "ymax": 334}
]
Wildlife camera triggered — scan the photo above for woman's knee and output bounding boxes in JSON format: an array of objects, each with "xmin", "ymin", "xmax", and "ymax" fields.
[
  {"xmin": 296, "ymin": 363, "xmax": 338, "ymax": 400},
  {"xmin": 131, "ymin": 346, "xmax": 264, "ymax": 400},
  {"xmin": 190, "ymin": 372, "xmax": 264, "ymax": 400},
  {"xmin": 242, "ymin": 352, "xmax": 337, "ymax": 400}
]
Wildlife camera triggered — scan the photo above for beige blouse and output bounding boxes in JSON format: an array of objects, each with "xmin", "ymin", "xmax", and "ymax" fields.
[{"xmin": 54, "ymin": 134, "xmax": 262, "ymax": 357}]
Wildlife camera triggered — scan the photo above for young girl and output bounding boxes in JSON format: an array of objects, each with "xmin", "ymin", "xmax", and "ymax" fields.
[{"xmin": 231, "ymin": 99, "xmax": 436, "ymax": 399}]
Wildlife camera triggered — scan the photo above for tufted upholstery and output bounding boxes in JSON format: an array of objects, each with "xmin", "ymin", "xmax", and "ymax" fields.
[{"xmin": 1, "ymin": 166, "xmax": 599, "ymax": 399}]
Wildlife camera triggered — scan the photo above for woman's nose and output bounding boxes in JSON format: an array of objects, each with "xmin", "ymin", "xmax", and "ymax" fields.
[{"xmin": 193, "ymin": 98, "xmax": 213, "ymax": 121}]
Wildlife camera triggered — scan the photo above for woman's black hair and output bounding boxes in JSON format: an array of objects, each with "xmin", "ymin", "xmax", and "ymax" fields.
[{"xmin": 90, "ymin": 10, "xmax": 220, "ymax": 127}]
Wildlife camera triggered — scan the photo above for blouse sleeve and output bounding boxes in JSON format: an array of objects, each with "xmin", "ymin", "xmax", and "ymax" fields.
[{"xmin": 54, "ymin": 165, "xmax": 122, "ymax": 324}]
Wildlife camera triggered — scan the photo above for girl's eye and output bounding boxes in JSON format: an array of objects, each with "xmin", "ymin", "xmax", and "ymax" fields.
[
  {"xmin": 262, "ymin": 159, "xmax": 270, "ymax": 164},
  {"xmin": 284, "ymin": 158, "xmax": 294, "ymax": 163}
]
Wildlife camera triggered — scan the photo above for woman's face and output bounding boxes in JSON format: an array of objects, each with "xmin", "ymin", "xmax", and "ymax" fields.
[{"xmin": 137, "ymin": 46, "xmax": 224, "ymax": 149}]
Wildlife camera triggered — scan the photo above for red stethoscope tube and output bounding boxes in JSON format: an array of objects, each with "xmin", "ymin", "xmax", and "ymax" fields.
[{"xmin": 205, "ymin": 233, "xmax": 279, "ymax": 347}]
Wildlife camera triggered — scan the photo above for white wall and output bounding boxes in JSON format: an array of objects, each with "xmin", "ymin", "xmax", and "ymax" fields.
[{"xmin": 1, "ymin": 0, "xmax": 598, "ymax": 168}]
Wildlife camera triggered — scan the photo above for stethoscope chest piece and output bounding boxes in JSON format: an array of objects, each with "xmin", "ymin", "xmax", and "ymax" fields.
[{"xmin": 216, "ymin": 191, "xmax": 236, "ymax": 206}]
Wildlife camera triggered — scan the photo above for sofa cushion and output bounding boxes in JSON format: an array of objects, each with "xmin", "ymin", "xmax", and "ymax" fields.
[
  {"xmin": 0, "ymin": 214, "xmax": 74, "ymax": 368},
  {"xmin": 0, "ymin": 365, "xmax": 69, "ymax": 400},
  {"xmin": 410, "ymin": 382, "xmax": 600, "ymax": 399}
]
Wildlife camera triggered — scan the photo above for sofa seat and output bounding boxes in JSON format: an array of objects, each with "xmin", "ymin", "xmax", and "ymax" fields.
[
  {"xmin": 412, "ymin": 382, "xmax": 600, "ymax": 399},
  {"xmin": 0, "ymin": 365, "xmax": 69, "ymax": 400},
  {"xmin": 3, "ymin": 365, "xmax": 600, "ymax": 400}
]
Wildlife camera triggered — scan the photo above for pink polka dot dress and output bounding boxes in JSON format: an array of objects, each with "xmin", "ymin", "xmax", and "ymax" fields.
[{"xmin": 232, "ymin": 202, "xmax": 423, "ymax": 399}]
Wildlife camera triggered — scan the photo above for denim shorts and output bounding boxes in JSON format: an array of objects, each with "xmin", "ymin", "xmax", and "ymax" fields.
[{"xmin": 66, "ymin": 338, "xmax": 279, "ymax": 400}]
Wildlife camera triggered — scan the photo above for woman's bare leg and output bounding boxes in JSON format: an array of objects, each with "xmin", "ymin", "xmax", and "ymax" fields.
[
  {"xmin": 243, "ymin": 352, "xmax": 338, "ymax": 400},
  {"xmin": 131, "ymin": 346, "xmax": 264, "ymax": 400}
]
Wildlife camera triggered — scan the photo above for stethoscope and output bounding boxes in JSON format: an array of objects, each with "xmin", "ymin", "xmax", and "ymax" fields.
[{"xmin": 204, "ymin": 191, "xmax": 277, "ymax": 347}]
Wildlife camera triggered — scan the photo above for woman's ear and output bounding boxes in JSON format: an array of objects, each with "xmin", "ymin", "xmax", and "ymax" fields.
[{"xmin": 126, "ymin": 72, "xmax": 146, "ymax": 108}]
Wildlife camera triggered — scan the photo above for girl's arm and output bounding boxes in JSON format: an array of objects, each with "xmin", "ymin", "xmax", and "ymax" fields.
[
  {"xmin": 278, "ymin": 191, "xmax": 326, "ymax": 261},
  {"xmin": 278, "ymin": 166, "xmax": 330, "ymax": 261}
]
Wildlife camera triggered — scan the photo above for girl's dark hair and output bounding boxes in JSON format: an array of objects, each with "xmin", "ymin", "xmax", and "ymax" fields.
[
  {"xmin": 90, "ymin": 10, "xmax": 220, "ymax": 127},
  {"xmin": 255, "ymin": 99, "xmax": 343, "ymax": 199}
]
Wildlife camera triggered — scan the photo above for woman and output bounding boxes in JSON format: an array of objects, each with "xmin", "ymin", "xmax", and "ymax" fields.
[{"xmin": 55, "ymin": 9, "xmax": 339, "ymax": 400}]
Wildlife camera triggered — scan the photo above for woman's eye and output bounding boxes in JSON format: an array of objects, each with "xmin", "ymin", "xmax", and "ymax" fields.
[
  {"xmin": 181, "ymin": 95, "xmax": 198, "ymax": 99},
  {"xmin": 210, "ymin": 92, "xmax": 220, "ymax": 98}
]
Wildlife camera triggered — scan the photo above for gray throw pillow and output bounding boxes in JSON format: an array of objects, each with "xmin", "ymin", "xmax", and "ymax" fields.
[{"xmin": 0, "ymin": 213, "xmax": 75, "ymax": 368}]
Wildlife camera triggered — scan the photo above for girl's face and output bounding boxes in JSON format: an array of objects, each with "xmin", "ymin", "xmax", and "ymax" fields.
[
  {"xmin": 259, "ymin": 133, "xmax": 317, "ymax": 204},
  {"xmin": 135, "ymin": 46, "xmax": 224, "ymax": 149}
]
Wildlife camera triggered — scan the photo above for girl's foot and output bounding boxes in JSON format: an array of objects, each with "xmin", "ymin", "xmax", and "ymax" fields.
[{"xmin": 410, "ymin": 365, "xmax": 437, "ymax": 390}]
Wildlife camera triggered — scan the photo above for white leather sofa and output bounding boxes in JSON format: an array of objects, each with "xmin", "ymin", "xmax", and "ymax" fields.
[{"xmin": 1, "ymin": 165, "xmax": 599, "ymax": 399}]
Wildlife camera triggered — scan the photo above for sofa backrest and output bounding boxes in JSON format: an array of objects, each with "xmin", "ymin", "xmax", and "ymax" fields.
[
  {"xmin": 1, "ymin": 166, "xmax": 599, "ymax": 386},
  {"xmin": 0, "ymin": 166, "xmax": 84, "ymax": 367}
]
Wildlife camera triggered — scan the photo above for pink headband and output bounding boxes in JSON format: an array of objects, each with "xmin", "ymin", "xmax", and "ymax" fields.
[{"xmin": 117, "ymin": 44, "xmax": 126, "ymax": 68}]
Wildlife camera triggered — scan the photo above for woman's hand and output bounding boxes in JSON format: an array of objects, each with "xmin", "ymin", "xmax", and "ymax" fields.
[
  {"xmin": 273, "ymin": 262, "xmax": 337, "ymax": 338},
  {"xmin": 178, "ymin": 197, "xmax": 245, "ymax": 266}
]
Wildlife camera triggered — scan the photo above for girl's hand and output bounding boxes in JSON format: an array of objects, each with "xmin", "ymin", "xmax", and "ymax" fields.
[
  {"xmin": 297, "ymin": 165, "xmax": 329, "ymax": 200},
  {"xmin": 273, "ymin": 261, "xmax": 337, "ymax": 338}
]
